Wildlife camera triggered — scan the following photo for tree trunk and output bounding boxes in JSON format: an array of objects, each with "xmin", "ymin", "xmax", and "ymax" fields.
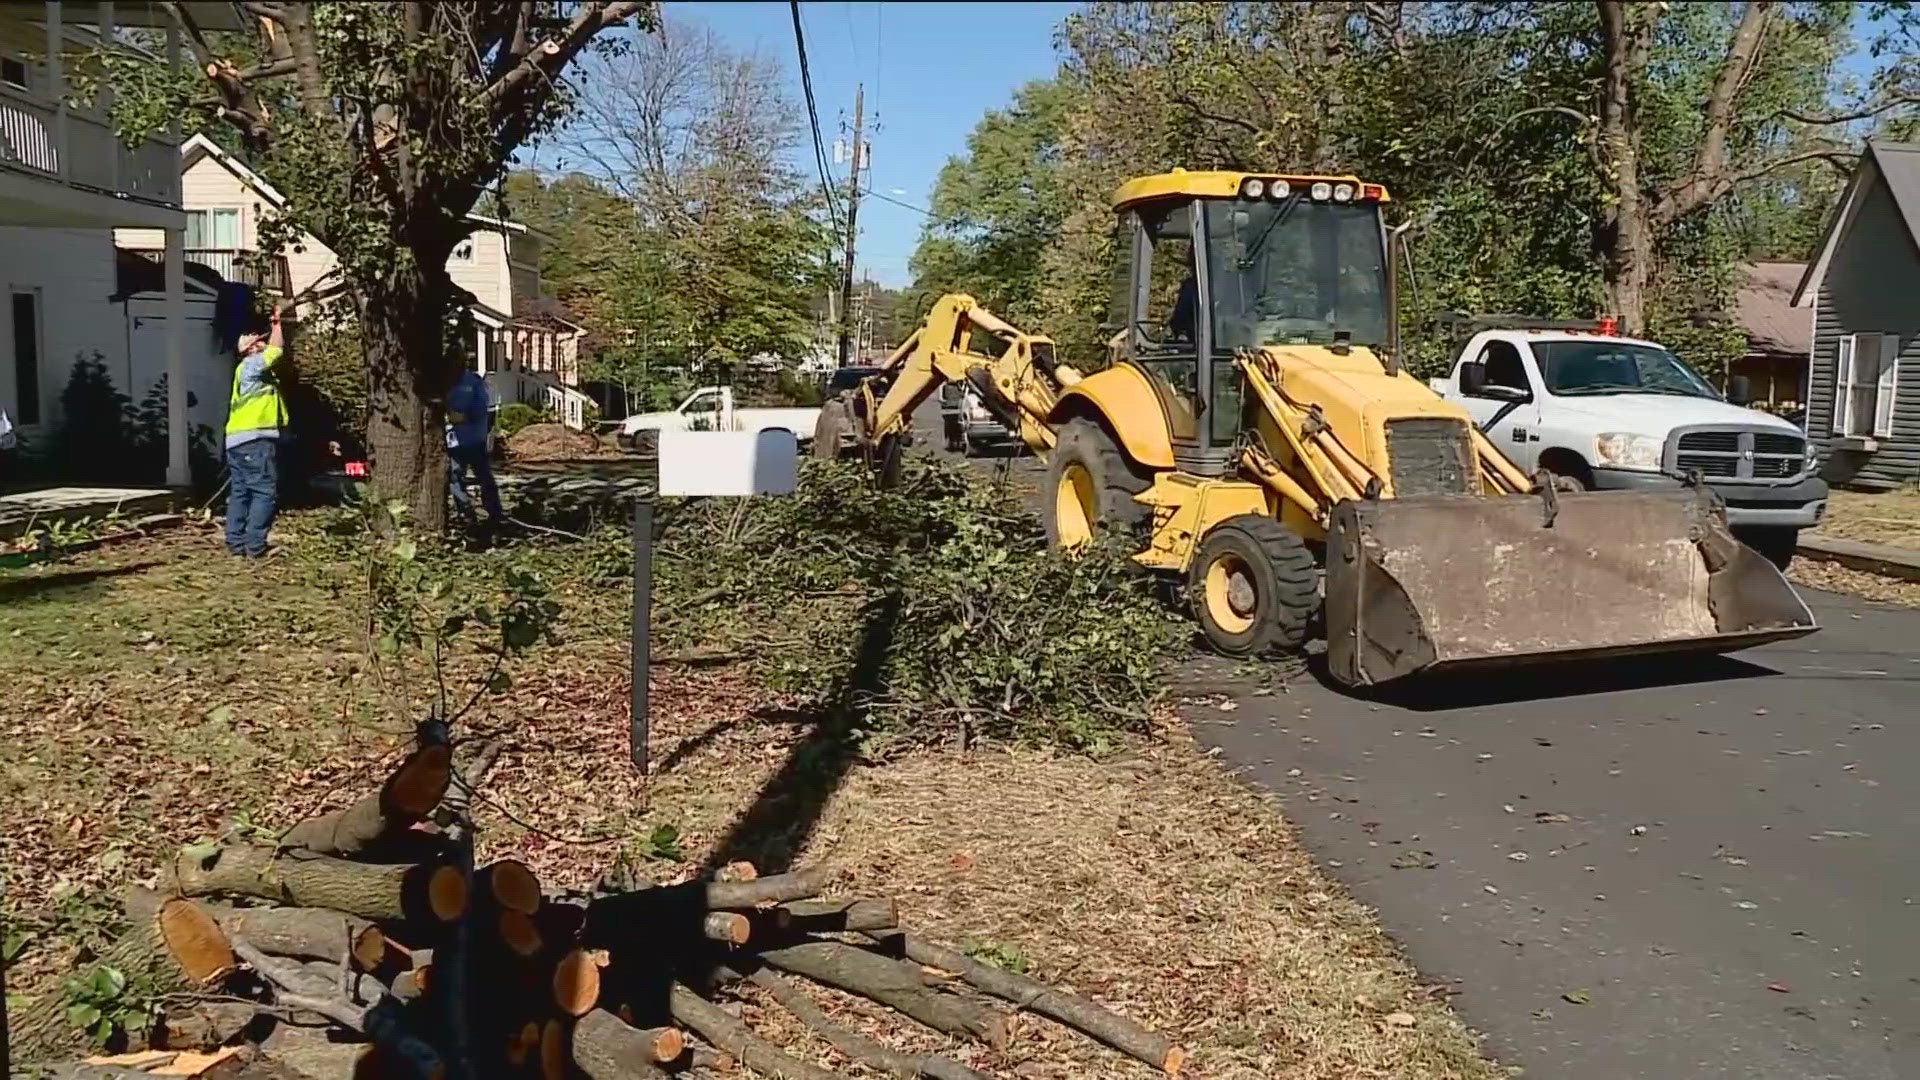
[
  {"xmin": 1596, "ymin": 0, "xmax": 1653, "ymax": 334},
  {"xmin": 361, "ymin": 265, "xmax": 462, "ymax": 533}
]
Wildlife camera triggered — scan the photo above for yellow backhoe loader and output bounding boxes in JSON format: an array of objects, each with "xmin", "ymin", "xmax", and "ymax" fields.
[{"xmin": 814, "ymin": 170, "xmax": 1817, "ymax": 686}]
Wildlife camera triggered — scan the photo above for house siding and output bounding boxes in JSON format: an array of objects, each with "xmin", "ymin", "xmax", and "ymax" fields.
[
  {"xmin": 0, "ymin": 227, "xmax": 132, "ymax": 429},
  {"xmin": 448, "ymin": 229, "xmax": 510, "ymax": 314},
  {"xmin": 1808, "ymin": 174, "xmax": 1920, "ymax": 490}
]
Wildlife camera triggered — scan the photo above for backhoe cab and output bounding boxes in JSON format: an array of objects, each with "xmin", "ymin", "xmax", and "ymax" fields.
[{"xmin": 817, "ymin": 170, "xmax": 1816, "ymax": 687}]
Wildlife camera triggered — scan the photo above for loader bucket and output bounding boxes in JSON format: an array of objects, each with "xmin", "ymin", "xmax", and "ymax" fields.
[{"xmin": 1323, "ymin": 488, "xmax": 1817, "ymax": 687}]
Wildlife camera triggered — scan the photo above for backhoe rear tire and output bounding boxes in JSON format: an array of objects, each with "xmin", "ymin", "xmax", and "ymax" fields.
[
  {"xmin": 1189, "ymin": 514, "xmax": 1318, "ymax": 656},
  {"xmin": 1044, "ymin": 417, "xmax": 1151, "ymax": 548},
  {"xmin": 813, "ymin": 398, "xmax": 854, "ymax": 459}
]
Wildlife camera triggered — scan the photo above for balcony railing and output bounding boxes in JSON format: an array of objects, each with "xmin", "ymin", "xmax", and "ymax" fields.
[
  {"xmin": 124, "ymin": 246, "xmax": 293, "ymax": 295},
  {"xmin": 0, "ymin": 86, "xmax": 180, "ymax": 208}
]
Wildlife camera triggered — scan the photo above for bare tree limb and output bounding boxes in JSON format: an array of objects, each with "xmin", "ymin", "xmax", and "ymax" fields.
[
  {"xmin": 477, "ymin": 1, "xmax": 647, "ymax": 114},
  {"xmin": 1656, "ymin": 0, "xmax": 1778, "ymax": 224},
  {"xmin": 1777, "ymin": 94, "xmax": 1920, "ymax": 126}
]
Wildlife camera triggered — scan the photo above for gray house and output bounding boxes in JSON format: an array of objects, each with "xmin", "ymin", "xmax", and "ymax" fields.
[{"xmin": 1792, "ymin": 139, "xmax": 1920, "ymax": 490}]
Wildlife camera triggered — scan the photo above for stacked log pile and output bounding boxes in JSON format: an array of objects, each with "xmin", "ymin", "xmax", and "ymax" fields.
[{"xmin": 15, "ymin": 742, "xmax": 1185, "ymax": 1079}]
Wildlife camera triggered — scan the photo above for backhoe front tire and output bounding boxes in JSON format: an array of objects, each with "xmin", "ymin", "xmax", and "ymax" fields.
[
  {"xmin": 1044, "ymin": 417, "xmax": 1151, "ymax": 549},
  {"xmin": 1189, "ymin": 515, "xmax": 1318, "ymax": 656}
]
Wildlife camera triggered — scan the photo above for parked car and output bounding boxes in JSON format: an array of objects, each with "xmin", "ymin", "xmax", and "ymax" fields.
[
  {"xmin": 1430, "ymin": 320, "xmax": 1828, "ymax": 567},
  {"xmin": 616, "ymin": 386, "xmax": 819, "ymax": 449}
]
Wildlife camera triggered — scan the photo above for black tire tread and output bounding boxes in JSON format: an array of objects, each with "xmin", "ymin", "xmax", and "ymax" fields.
[
  {"xmin": 1044, "ymin": 416, "xmax": 1152, "ymax": 546},
  {"xmin": 1190, "ymin": 514, "xmax": 1318, "ymax": 654}
]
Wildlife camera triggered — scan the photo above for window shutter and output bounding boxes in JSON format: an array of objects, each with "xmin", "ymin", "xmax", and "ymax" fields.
[
  {"xmin": 1833, "ymin": 334, "xmax": 1856, "ymax": 435},
  {"xmin": 1875, "ymin": 335, "xmax": 1900, "ymax": 439}
]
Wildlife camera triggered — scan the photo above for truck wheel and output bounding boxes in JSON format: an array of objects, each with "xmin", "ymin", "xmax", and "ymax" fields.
[
  {"xmin": 1044, "ymin": 417, "xmax": 1151, "ymax": 549},
  {"xmin": 1189, "ymin": 514, "xmax": 1319, "ymax": 656},
  {"xmin": 813, "ymin": 399, "xmax": 854, "ymax": 459},
  {"xmin": 1737, "ymin": 526, "xmax": 1799, "ymax": 570}
]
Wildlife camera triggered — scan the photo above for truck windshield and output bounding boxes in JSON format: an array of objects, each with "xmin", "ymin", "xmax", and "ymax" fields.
[
  {"xmin": 1537, "ymin": 341, "xmax": 1718, "ymax": 398},
  {"xmin": 1202, "ymin": 199, "xmax": 1390, "ymax": 350}
]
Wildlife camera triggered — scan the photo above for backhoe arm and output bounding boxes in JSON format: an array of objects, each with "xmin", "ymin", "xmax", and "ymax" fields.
[{"xmin": 845, "ymin": 294, "xmax": 1079, "ymax": 455}]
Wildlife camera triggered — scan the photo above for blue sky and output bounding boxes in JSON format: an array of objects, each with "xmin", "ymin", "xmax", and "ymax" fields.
[{"xmin": 659, "ymin": 1, "xmax": 1079, "ymax": 288}]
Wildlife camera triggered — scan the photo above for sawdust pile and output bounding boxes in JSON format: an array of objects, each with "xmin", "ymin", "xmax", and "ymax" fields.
[{"xmin": 505, "ymin": 422, "xmax": 616, "ymax": 462}]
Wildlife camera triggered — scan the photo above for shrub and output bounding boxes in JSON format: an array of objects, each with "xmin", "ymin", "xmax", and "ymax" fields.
[{"xmin": 495, "ymin": 402, "xmax": 547, "ymax": 439}]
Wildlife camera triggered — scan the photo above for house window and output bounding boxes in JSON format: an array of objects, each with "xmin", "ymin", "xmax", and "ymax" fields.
[
  {"xmin": 185, "ymin": 208, "xmax": 242, "ymax": 250},
  {"xmin": 11, "ymin": 291, "xmax": 42, "ymax": 425},
  {"xmin": 1, "ymin": 56, "xmax": 29, "ymax": 92},
  {"xmin": 452, "ymin": 241, "xmax": 475, "ymax": 262},
  {"xmin": 1833, "ymin": 332, "xmax": 1900, "ymax": 439}
]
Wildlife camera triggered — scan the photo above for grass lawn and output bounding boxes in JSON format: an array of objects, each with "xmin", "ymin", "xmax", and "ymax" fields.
[
  {"xmin": 1816, "ymin": 488, "xmax": 1920, "ymax": 549},
  {"xmin": 2, "ymin": 517, "xmax": 1501, "ymax": 1079}
]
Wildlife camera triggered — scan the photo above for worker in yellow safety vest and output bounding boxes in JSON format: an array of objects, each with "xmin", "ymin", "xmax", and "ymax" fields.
[{"xmin": 224, "ymin": 304, "xmax": 287, "ymax": 557}]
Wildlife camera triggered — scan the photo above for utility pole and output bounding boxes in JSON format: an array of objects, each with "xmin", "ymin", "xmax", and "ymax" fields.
[{"xmin": 837, "ymin": 83, "xmax": 864, "ymax": 366}]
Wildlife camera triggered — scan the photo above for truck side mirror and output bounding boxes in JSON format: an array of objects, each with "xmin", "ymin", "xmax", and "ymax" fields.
[
  {"xmin": 1458, "ymin": 360, "xmax": 1489, "ymax": 396},
  {"xmin": 1726, "ymin": 374, "xmax": 1753, "ymax": 406}
]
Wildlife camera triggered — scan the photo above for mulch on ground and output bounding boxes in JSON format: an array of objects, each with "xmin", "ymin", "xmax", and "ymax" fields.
[{"xmin": 506, "ymin": 422, "xmax": 619, "ymax": 462}]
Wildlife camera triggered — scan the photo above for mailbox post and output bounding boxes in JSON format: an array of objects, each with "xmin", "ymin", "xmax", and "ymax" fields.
[{"xmin": 630, "ymin": 429, "xmax": 799, "ymax": 773}]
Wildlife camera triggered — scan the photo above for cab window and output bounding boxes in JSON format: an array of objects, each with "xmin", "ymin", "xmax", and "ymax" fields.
[{"xmin": 1479, "ymin": 340, "xmax": 1530, "ymax": 394}]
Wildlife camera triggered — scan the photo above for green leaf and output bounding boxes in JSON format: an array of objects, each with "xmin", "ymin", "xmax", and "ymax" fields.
[
  {"xmin": 203, "ymin": 704, "xmax": 236, "ymax": 724},
  {"xmin": 95, "ymin": 966, "xmax": 127, "ymax": 996},
  {"xmin": 67, "ymin": 1003, "xmax": 101, "ymax": 1029},
  {"xmin": 393, "ymin": 537, "xmax": 418, "ymax": 562}
]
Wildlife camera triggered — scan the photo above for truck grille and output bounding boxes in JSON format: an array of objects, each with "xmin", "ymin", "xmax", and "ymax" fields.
[
  {"xmin": 1387, "ymin": 418, "xmax": 1475, "ymax": 496},
  {"xmin": 1669, "ymin": 428, "xmax": 1805, "ymax": 481}
]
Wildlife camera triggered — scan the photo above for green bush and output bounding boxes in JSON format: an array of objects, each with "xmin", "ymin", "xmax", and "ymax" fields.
[{"xmin": 495, "ymin": 402, "xmax": 548, "ymax": 439}]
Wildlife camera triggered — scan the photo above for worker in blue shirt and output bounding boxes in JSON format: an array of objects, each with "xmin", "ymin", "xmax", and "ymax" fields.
[{"xmin": 446, "ymin": 367, "xmax": 504, "ymax": 527}]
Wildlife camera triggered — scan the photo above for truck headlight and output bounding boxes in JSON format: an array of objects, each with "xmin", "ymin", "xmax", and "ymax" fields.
[{"xmin": 1595, "ymin": 432, "xmax": 1663, "ymax": 472}]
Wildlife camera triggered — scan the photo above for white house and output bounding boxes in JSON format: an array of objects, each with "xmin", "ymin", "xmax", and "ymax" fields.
[
  {"xmin": 118, "ymin": 134, "xmax": 594, "ymax": 429},
  {"xmin": 2, "ymin": 1, "xmax": 236, "ymax": 487}
]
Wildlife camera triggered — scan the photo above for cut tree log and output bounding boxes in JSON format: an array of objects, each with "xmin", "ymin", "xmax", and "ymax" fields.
[
  {"xmin": 667, "ymin": 984, "xmax": 846, "ymax": 1080},
  {"xmin": 740, "ymin": 967, "xmax": 987, "ymax": 1080},
  {"xmin": 553, "ymin": 949, "xmax": 606, "ymax": 1016},
  {"xmin": 278, "ymin": 743, "xmax": 453, "ymax": 857},
  {"xmin": 212, "ymin": 906, "xmax": 386, "ymax": 970},
  {"xmin": 499, "ymin": 910, "xmax": 544, "ymax": 958},
  {"xmin": 9, "ymin": 889, "xmax": 234, "ymax": 1060},
  {"xmin": 478, "ymin": 860, "xmax": 541, "ymax": 916},
  {"xmin": 172, "ymin": 846, "xmax": 466, "ymax": 923},
  {"xmin": 701, "ymin": 912, "xmax": 750, "ymax": 946},
  {"xmin": 155, "ymin": 1001, "xmax": 260, "ymax": 1050},
  {"xmin": 571, "ymin": 1010, "xmax": 683, "ymax": 1078},
  {"xmin": 781, "ymin": 898, "xmax": 898, "ymax": 933},
  {"xmin": 540, "ymin": 1019, "xmax": 567, "ymax": 1080},
  {"xmin": 757, "ymin": 940, "xmax": 1010, "ymax": 1050},
  {"xmin": 865, "ymin": 932, "xmax": 1183, "ymax": 1074},
  {"xmin": 704, "ymin": 866, "xmax": 832, "ymax": 910}
]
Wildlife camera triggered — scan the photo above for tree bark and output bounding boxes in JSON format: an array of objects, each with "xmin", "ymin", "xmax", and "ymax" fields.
[
  {"xmin": 741, "ymin": 967, "xmax": 987, "ymax": 1080},
  {"xmin": 780, "ymin": 898, "xmax": 898, "ymax": 934},
  {"xmin": 703, "ymin": 866, "xmax": 832, "ymax": 910},
  {"xmin": 278, "ymin": 743, "xmax": 453, "ymax": 857},
  {"xmin": 10, "ymin": 890, "xmax": 234, "ymax": 1060},
  {"xmin": 1595, "ymin": 0, "xmax": 1654, "ymax": 334},
  {"xmin": 864, "ymin": 932, "xmax": 1182, "ymax": 1074},
  {"xmin": 754, "ymin": 940, "xmax": 1010, "ymax": 1050},
  {"xmin": 211, "ymin": 906, "xmax": 386, "ymax": 970},
  {"xmin": 571, "ymin": 1010, "xmax": 682, "ymax": 1078},
  {"xmin": 360, "ymin": 264, "xmax": 462, "ymax": 533},
  {"xmin": 172, "ymin": 845, "xmax": 466, "ymax": 923},
  {"xmin": 667, "ymin": 984, "xmax": 846, "ymax": 1080}
]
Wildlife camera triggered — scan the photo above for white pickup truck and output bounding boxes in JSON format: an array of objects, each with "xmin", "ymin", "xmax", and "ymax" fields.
[
  {"xmin": 1429, "ymin": 323, "xmax": 1828, "ymax": 566},
  {"xmin": 617, "ymin": 386, "xmax": 819, "ymax": 449}
]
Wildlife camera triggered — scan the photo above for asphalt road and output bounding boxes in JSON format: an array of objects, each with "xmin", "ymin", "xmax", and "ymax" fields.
[{"xmin": 913, "ymin": 406, "xmax": 1920, "ymax": 1079}]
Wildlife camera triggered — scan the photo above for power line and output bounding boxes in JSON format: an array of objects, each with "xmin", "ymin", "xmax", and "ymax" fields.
[
  {"xmin": 790, "ymin": 1, "xmax": 844, "ymax": 230},
  {"xmin": 862, "ymin": 187, "xmax": 1035, "ymax": 243}
]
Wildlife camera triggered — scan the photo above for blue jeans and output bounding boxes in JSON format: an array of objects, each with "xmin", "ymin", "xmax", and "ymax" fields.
[
  {"xmin": 447, "ymin": 442, "xmax": 503, "ymax": 523},
  {"xmin": 225, "ymin": 439, "xmax": 280, "ymax": 556}
]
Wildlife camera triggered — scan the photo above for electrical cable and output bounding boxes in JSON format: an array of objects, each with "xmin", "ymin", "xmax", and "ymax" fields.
[{"xmin": 789, "ymin": 1, "xmax": 844, "ymax": 230}]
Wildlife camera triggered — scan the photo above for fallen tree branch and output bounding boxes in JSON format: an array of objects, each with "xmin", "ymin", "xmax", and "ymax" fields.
[
  {"xmin": 864, "ymin": 932, "xmax": 1183, "ymax": 1074},
  {"xmin": 705, "ymin": 866, "xmax": 833, "ymax": 910},
  {"xmin": 781, "ymin": 898, "xmax": 898, "ymax": 934},
  {"xmin": 278, "ymin": 743, "xmax": 452, "ymax": 856},
  {"xmin": 756, "ymin": 940, "xmax": 1010, "ymax": 1050},
  {"xmin": 571, "ymin": 1009, "xmax": 681, "ymax": 1078},
  {"xmin": 668, "ymin": 984, "xmax": 847, "ymax": 1080},
  {"xmin": 740, "ymin": 966, "xmax": 987, "ymax": 1080},
  {"xmin": 172, "ymin": 845, "xmax": 466, "ymax": 923}
]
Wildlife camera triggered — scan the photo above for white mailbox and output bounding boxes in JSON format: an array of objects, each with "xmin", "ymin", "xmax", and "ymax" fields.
[{"xmin": 656, "ymin": 429, "xmax": 799, "ymax": 497}]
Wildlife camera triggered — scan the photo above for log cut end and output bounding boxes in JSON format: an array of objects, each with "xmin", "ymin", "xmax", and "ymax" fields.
[
  {"xmin": 351, "ymin": 924, "xmax": 387, "ymax": 972},
  {"xmin": 482, "ymin": 859, "xmax": 542, "ymax": 915},
  {"xmin": 424, "ymin": 864, "xmax": 468, "ymax": 922},
  {"xmin": 646, "ymin": 1026, "xmax": 685, "ymax": 1063},
  {"xmin": 715, "ymin": 860, "xmax": 759, "ymax": 883},
  {"xmin": 702, "ymin": 911, "xmax": 751, "ymax": 946},
  {"xmin": 158, "ymin": 898, "xmax": 236, "ymax": 984},
  {"xmin": 383, "ymin": 742, "xmax": 454, "ymax": 819},
  {"xmin": 553, "ymin": 948, "xmax": 603, "ymax": 1017},
  {"xmin": 506, "ymin": 1021, "xmax": 539, "ymax": 1067},
  {"xmin": 500, "ymin": 909, "xmax": 544, "ymax": 958},
  {"xmin": 540, "ymin": 1019, "xmax": 567, "ymax": 1080}
]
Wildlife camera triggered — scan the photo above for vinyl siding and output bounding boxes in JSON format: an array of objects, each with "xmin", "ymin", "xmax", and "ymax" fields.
[
  {"xmin": 0, "ymin": 227, "xmax": 130, "ymax": 429},
  {"xmin": 1807, "ymin": 174, "xmax": 1920, "ymax": 490},
  {"xmin": 448, "ymin": 229, "xmax": 509, "ymax": 313}
]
